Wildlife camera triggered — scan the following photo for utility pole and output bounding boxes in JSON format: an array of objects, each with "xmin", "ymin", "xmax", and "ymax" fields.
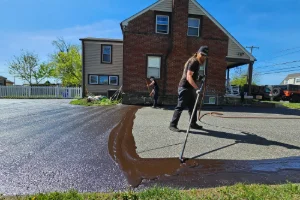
[
  {"xmin": 246, "ymin": 46, "xmax": 259, "ymax": 54},
  {"xmin": 246, "ymin": 46, "xmax": 259, "ymax": 95}
]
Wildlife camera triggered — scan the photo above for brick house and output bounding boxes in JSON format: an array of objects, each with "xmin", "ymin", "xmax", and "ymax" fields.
[{"xmin": 120, "ymin": 0, "xmax": 256, "ymax": 105}]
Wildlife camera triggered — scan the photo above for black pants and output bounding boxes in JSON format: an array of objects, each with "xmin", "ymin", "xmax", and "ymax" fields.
[
  {"xmin": 170, "ymin": 87, "xmax": 198, "ymax": 127},
  {"xmin": 153, "ymin": 90, "xmax": 158, "ymax": 107}
]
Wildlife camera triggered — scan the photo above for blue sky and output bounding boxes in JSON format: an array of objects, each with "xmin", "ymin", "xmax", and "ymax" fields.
[{"xmin": 0, "ymin": 0, "xmax": 300, "ymax": 85}]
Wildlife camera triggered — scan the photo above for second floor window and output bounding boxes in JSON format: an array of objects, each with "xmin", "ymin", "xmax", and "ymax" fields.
[
  {"xmin": 156, "ymin": 15, "xmax": 169, "ymax": 34},
  {"xmin": 296, "ymin": 78, "xmax": 300, "ymax": 83},
  {"xmin": 101, "ymin": 45, "xmax": 112, "ymax": 64},
  {"xmin": 188, "ymin": 18, "xmax": 200, "ymax": 37}
]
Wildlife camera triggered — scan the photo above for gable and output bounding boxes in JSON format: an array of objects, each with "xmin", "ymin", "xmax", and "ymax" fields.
[
  {"xmin": 121, "ymin": 0, "xmax": 172, "ymax": 27},
  {"xmin": 189, "ymin": 0, "xmax": 256, "ymax": 61},
  {"xmin": 189, "ymin": 0, "xmax": 205, "ymax": 15},
  {"xmin": 121, "ymin": 0, "xmax": 256, "ymax": 62},
  {"xmin": 152, "ymin": 0, "xmax": 172, "ymax": 12}
]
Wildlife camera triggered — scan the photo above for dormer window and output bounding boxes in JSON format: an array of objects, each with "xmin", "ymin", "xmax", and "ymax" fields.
[{"xmin": 156, "ymin": 15, "xmax": 169, "ymax": 34}]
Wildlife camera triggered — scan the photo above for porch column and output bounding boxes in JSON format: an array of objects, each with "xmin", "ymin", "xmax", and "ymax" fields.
[{"xmin": 247, "ymin": 62, "xmax": 254, "ymax": 95}]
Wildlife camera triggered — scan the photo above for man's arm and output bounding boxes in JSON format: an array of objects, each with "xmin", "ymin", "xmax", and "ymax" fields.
[{"xmin": 186, "ymin": 70, "xmax": 199, "ymax": 90}]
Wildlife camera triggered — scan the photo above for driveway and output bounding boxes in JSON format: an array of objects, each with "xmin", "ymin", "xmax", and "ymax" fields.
[
  {"xmin": 0, "ymin": 99, "xmax": 129, "ymax": 195},
  {"xmin": 129, "ymin": 106, "xmax": 300, "ymax": 188}
]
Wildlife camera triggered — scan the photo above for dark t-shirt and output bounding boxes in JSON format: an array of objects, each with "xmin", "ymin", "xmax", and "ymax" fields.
[
  {"xmin": 178, "ymin": 57, "xmax": 200, "ymax": 88},
  {"xmin": 153, "ymin": 80, "xmax": 159, "ymax": 92}
]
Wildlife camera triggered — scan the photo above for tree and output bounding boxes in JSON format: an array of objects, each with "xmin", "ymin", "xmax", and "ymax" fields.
[
  {"xmin": 230, "ymin": 68, "xmax": 260, "ymax": 86},
  {"xmin": 8, "ymin": 50, "xmax": 52, "ymax": 86},
  {"xmin": 49, "ymin": 38, "xmax": 82, "ymax": 86}
]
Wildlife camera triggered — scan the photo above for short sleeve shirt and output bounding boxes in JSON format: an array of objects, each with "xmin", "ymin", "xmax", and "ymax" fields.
[{"xmin": 178, "ymin": 57, "xmax": 200, "ymax": 88}]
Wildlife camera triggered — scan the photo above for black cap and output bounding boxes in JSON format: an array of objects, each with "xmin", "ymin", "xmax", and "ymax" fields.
[{"xmin": 198, "ymin": 46, "xmax": 209, "ymax": 56}]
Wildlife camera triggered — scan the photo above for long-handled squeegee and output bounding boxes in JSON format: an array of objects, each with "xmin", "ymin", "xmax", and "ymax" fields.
[
  {"xmin": 179, "ymin": 58, "xmax": 208, "ymax": 163},
  {"xmin": 179, "ymin": 76, "xmax": 206, "ymax": 163}
]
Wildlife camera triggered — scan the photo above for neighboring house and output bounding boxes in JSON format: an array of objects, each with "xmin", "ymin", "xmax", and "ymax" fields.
[
  {"xmin": 0, "ymin": 76, "xmax": 7, "ymax": 86},
  {"xmin": 280, "ymin": 73, "xmax": 300, "ymax": 85},
  {"xmin": 6, "ymin": 80, "xmax": 14, "ymax": 86},
  {"xmin": 80, "ymin": 38, "xmax": 123, "ymax": 96},
  {"xmin": 120, "ymin": 0, "xmax": 256, "ymax": 105}
]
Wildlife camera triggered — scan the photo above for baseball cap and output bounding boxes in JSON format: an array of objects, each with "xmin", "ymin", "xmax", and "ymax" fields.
[{"xmin": 198, "ymin": 46, "xmax": 209, "ymax": 56}]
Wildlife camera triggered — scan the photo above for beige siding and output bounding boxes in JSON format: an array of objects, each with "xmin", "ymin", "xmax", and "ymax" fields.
[
  {"xmin": 189, "ymin": 0, "xmax": 205, "ymax": 15},
  {"xmin": 228, "ymin": 39, "xmax": 250, "ymax": 60},
  {"xmin": 84, "ymin": 41, "xmax": 123, "ymax": 95},
  {"xmin": 151, "ymin": 0, "xmax": 172, "ymax": 12}
]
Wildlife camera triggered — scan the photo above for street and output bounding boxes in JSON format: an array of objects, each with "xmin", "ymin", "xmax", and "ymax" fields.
[{"xmin": 0, "ymin": 99, "xmax": 129, "ymax": 195}]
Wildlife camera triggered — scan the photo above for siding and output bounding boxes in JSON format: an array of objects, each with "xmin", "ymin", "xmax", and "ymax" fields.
[
  {"xmin": 151, "ymin": 0, "xmax": 172, "ymax": 12},
  {"xmin": 228, "ymin": 39, "xmax": 250, "ymax": 59},
  {"xmin": 188, "ymin": 0, "xmax": 205, "ymax": 15},
  {"xmin": 84, "ymin": 41, "xmax": 123, "ymax": 95},
  {"xmin": 0, "ymin": 78, "xmax": 5, "ymax": 86}
]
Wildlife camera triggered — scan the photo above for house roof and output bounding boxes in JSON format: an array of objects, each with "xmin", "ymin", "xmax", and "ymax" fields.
[
  {"xmin": 6, "ymin": 80, "xmax": 14, "ymax": 83},
  {"xmin": 0, "ymin": 76, "xmax": 7, "ymax": 79},
  {"xmin": 79, "ymin": 37, "xmax": 123, "ymax": 43},
  {"xmin": 120, "ymin": 0, "xmax": 256, "ymax": 62},
  {"xmin": 283, "ymin": 73, "xmax": 300, "ymax": 80}
]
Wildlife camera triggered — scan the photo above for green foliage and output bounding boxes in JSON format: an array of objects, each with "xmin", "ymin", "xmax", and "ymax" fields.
[
  {"xmin": 70, "ymin": 97, "xmax": 121, "ymax": 106},
  {"xmin": 8, "ymin": 50, "xmax": 52, "ymax": 86},
  {"xmin": 230, "ymin": 75, "xmax": 248, "ymax": 86},
  {"xmin": 48, "ymin": 38, "xmax": 82, "ymax": 87},
  {"xmin": 3, "ymin": 184, "xmax": 300, "ymax": 200}
]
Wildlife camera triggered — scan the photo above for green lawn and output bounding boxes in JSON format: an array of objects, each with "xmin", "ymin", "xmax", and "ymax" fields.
[
  {"xmin": 260, "ymin": 101, "xmax": 300, "ymax": 109},
  {"xmin": 2, "ymin": 183, "xmax": 300, "ymax": 200},
  {"xmin": 70, "ymin": 98, "xmax": 121, "ymax": 106}
]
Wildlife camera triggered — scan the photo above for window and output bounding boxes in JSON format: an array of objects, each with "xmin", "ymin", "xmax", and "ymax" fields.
[
  {"xmin": 296, "ymin": 78, "xmax": 300, "ymax": 83},
  {"xmin": 147, "ymin": 56, "xmax": 161, "ymax": 78},
  {"xmin": 101, "ymin": 45, "xmax": 112, "ymax": 64},
  {"xmin": 188, "ymin": 18, "xmax": 200, "ymax": 37},
  {"xmin": 284, "ymin": 80, "xmax": 288, "ymax": 84},
  {"xmin": 109, "ymin": 76, "xmax": 119, "ymax": 85},
  {"xmin": 99, "ymin": 76, "xmax": 109, "ymax": 85},
  {"xmin": 88, "ymin": 75, "xmax": 119, "ymax": 85},
  {"xmin": 156, "ymin": 15, "xmax": 169, "ymax": 34},
  {"xmin": 89, "ymin": 75, "xmax": 98, "ymax": 84}
]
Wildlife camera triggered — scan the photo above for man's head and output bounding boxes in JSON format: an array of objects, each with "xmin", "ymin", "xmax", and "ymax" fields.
[
  {"xmin": 196, "ymin": 46, "xmax": 209, "ymax": 64},
  {"xmin": 150, "ymin": 76, "xmax": 155, "ymax": 81}
]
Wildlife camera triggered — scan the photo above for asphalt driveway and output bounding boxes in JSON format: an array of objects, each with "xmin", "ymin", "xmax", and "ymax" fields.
[{"xmin": 0, "ymin": 99, "xmax": 129, "ymax": 195}]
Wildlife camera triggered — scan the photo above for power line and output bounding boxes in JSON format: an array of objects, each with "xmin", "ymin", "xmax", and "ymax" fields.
[
  {"xmin": 258, "ymin": 49, "xmax": 300, "ymax": 63},
  {"xmin": 255, "ymin": 60, "xmax": 300, "ymax": 69},
  {"xmin": 256, "ymin": 65, "xmax": 300, "ymax": 74},
  {"xmin": 257, "ymin": 67, "xmax": 300, "ymax": 75}
]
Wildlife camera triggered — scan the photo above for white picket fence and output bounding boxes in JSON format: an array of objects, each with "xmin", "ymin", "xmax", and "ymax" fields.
[{"xmin": 0, "ymin": 86, "xmax": 82, "ymax": 99}]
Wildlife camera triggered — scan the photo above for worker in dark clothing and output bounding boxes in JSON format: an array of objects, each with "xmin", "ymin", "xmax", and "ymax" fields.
[
  {"xmin": 147, "ymin": 76, "xmax": 159, "ymax": 108},
  {"xmin": 169, "ymin": 46, "xmax": 209, "ymax": 132}
]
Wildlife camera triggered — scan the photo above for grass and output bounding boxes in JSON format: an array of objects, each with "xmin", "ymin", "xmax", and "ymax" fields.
[
  {"xmin": 260, "ymin": 101, "xmax": 300, "ymax": 109},
  {"xmin": 70, "ymin": 97, "xmax": 121, "ymax": 106},
  {"xmin": 2, "ymin": 183, "xmax": 300, "ymax": 200}
]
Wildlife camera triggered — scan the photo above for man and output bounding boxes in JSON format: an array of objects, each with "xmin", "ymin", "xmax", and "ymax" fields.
[
  {"xmin": 169, "ymin": 46, "xmax": 209, "ymax": 132},
  {"xmin": 147, "ymin": 76, "xmax": 159, "ymax": 108}
]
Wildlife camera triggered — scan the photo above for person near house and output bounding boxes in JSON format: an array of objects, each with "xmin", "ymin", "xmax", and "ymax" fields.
[
  {"xmin": 147, "ymin": 76, "xmax": 159, "ymax": 108},
  {"xmin": 169, "ymin": 46, "xmax": 209, "ymax": 132}
]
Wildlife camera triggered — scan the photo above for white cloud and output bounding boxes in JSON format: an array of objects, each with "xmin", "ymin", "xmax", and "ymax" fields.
[{"xmin": 0, "ymin": 20, "xmax": 122, "ymax": 85}]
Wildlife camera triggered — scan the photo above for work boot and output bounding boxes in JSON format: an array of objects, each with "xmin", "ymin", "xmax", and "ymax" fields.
[
  {"xmin": 190, "ymin": 123, "xmax": 203, "ymax": 130},
  {"xmin": 169, "ymin": 125, "xmax": 180, "ymax": 132}
]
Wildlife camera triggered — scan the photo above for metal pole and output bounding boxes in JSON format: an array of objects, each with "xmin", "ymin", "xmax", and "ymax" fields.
[{"xmin": 179, "ymin": 78, "xmax": 205, "ymax": 162}]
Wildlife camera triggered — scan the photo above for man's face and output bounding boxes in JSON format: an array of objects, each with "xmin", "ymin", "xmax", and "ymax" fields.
[{"xmin": 197, "ymin": 53, "xmax": 207, "ymax": 64}]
